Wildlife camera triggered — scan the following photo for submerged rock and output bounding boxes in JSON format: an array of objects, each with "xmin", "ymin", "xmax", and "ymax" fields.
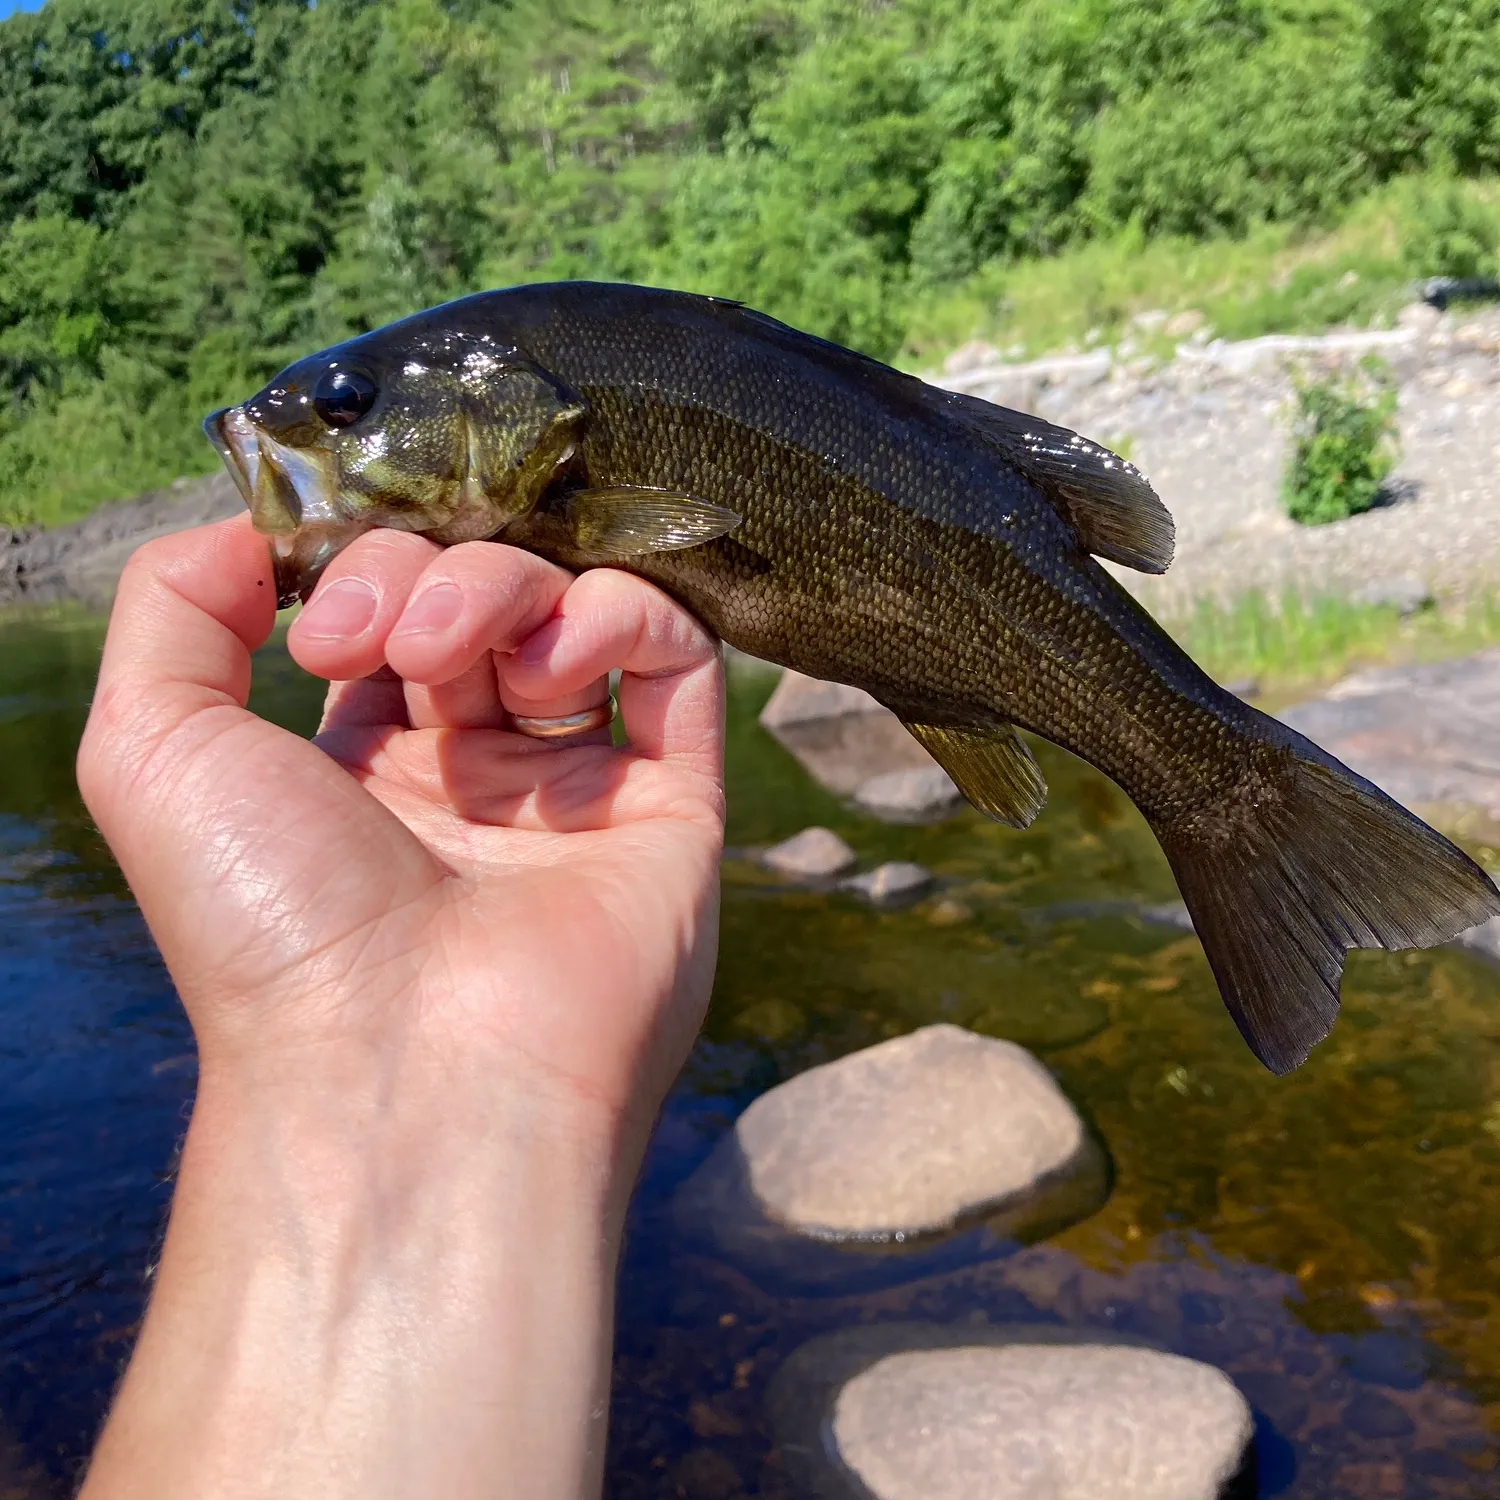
[
  {"xmin": 767, "ymin": 1322, "xmax": 1255, "ymax": 1500},
  {"xmin": 761, "ymin": 826, "xmax": 858, "ymax": 879},
  {"xmin": 854, "ymin": 765, "xmax": 965, "ymax": 822},
  {"xmin": 1139, "ymin": 900, "xmax": 1195, "ymax": 934},
  {"xmin": 667, "ymin": 1447, "xmax": 743, "ymax": 1500},
  {"xmin": 840, "ymin": 861, "xmax": 934, "ymax": 904},
  {"xmin": 1341, "ymin": 1390, "xmax": 1415, "ymax": 1440},
  {"xmin": 730, "ymin": 997, "xmax": 807, "ymax": 1044},
  {"xmin": 674, "ymin": 1026, "xmax": 1103, "ymax": 1279}
]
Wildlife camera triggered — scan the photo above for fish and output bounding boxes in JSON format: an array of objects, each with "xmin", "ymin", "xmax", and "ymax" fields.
[{"xmin": 203, "ymin": 281, "xmax": 1500, "ymax": 1073}]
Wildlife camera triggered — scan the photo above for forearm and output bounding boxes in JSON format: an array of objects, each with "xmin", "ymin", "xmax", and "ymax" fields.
[{"xmin": 81, "ymin": 1053, "xmax": 626, "ymax": 1500}]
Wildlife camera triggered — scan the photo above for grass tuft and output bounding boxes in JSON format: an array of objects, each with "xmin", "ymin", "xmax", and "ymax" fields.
[{"xmin": 1172, "ymin": 591, "xmax": 1500, "ymax": 705}]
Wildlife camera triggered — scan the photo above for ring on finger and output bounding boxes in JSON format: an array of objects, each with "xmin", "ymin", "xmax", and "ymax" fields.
[{"xmin": 509, "ymin": 698, "xmax": 617, "ymax": 740}]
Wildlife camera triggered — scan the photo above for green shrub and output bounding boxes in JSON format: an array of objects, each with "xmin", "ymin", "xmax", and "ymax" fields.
[
  {"xmin": 1281, "ymin": 360, "xmax": 1399, "ymax": 526},
  {"xmin": 1398, "ymin": 174, "xmax": 1500, "ymax": 280}
]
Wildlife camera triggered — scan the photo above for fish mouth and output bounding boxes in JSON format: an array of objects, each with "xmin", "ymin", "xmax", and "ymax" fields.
[
  {"xmin": 203, "ymin": 406, "xmax": 372, "ymax": 607},
  {"xmin": 203, "ymin": 407, "xmax": 258, "ymax": 510}
]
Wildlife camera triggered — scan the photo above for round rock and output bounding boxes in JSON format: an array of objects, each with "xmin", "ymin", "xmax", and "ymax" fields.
[
  {"xmin": 762, "ymin": 826, "xmax": 858, "ymax": 879},
  {"xmin": 674, "ymin": 1025, "xmax": 1098, "ymax": 1255},
  {"xmin": 767, "ymin": 1322, "xmax": 1255, "ymax": 1500},
  {"xmin": 840, "ymin": 860, "xmax": 933, "ymax": 904},
  {"xmin": 854, "ymin": 765, "xmax": 965, "ymax": 822},
  {"xmin": 758, "ymin": 670, "xmax": 940, "ymax": 797}
]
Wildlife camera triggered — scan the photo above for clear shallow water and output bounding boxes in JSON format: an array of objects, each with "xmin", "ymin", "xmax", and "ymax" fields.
[{"xmin": 0, "ymin": 607, "xmax": 1495, "ymax": 1498}]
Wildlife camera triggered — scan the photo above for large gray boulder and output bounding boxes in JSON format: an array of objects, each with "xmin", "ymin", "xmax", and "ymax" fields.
[
  {"xmin": 759, "ymin": 670, "xmax": 963, "ymax": 820},
  {"xmin": 767, "ymin": 1323, "xmax": 1255, "ymax": 1500},
  {"xmin": 674, "ymin": 1026, "xmax": 1106, "ymax": 1283},
  {"xmin": 1278, "ymin": 650, "xmax": 1500, "ymax": 820}
]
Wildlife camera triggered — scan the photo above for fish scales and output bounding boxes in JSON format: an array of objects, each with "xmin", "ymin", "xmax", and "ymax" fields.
[
  {"xmin": 203, "ymin": 281, "xmax": 1500, "ymax": 1073},
  {"xmin": 502, "ymin": 304, "xmax": 1205, "ymax": 792}
]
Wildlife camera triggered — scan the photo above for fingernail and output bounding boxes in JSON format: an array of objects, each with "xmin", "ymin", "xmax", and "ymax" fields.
[
  {"xmin": 395, "ymin": 581, "xmax": 463, "ymax": 635},
  {"xmin": 299, "ymin": 578, "xmax": 377, "ymax": 638}
]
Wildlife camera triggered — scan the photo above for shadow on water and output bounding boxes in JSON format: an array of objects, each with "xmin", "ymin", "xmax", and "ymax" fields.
[{"xmin": 0, "ymin": 611, "xmax": 1495, "ymax": 1496}]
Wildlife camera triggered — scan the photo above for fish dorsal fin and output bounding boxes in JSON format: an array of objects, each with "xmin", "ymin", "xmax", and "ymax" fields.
[
  {"xmin": 938, "ymin": 390, "xmax": 1175, "ymax": 574},
  {"xmin": 557, "ymin": 485, "xmax": 743, "ymax": 556},
  {"xmin": 902, "ymin": 719, "xmax": 1048, "ymax": 828}
]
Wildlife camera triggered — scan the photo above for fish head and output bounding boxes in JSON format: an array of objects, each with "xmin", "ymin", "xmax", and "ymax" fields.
[{"xmin": 204, "ymin": 319, "xmax": 586, "ymax": 605}]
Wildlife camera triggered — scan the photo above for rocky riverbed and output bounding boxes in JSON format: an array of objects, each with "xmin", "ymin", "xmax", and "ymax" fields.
[{"xmin": 2, "ymin": 607, "xmax": 1496, "ymax": 1497}]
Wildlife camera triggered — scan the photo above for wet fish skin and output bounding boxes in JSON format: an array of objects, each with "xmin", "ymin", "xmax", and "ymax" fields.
[{"xmin": 205, "ymin": 282, "xmax": 1500, "ymax": 1073}]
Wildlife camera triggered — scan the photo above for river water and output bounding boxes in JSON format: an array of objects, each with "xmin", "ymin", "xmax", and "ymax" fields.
[{"xmin": 0, "ymin": 606, "xmax": 1495, "ymax": 1498}]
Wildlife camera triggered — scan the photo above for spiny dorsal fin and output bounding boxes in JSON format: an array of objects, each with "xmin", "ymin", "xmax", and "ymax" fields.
[
  {"xmin": 903, "ymin": 719, "xmax": 1047, "ymax": 828},
  {"xmin": 938, "ymin": 390, "xmax": 1175, "ymax": 574}
]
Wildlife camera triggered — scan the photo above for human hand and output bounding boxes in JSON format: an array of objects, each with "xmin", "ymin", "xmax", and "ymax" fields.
[
  {"xmin": 78, "ymin": 515, "xmax": 725, "ymax": 1149},
  {"xmin": 74, "ymin": 516, "xmax": 725, "ymax": 1499}
]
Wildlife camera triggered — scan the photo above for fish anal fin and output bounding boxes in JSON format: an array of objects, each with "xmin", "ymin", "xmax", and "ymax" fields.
[
  {"xmin": 559, "ymin": 486, "xmax": 742, "ymax": 556},
  {"xmin": 903, "ymin": 720, "xmax": 1047, "ymax": 829},
  {"xmin": 939, "ymin": 391, "xmax": 1175, "ymax": 574}
]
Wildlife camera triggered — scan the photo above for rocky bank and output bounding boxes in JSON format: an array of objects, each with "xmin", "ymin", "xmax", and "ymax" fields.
[{"xmin": 933, "ymin": 302, "xmax": 1500, "ymax": 616}]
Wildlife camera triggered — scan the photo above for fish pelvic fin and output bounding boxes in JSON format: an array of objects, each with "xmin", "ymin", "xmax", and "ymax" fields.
[
  {"xmin": 938, "ymin": 391, "xmax": 1175, "ymax": 574},
  {"xmin": 556, "ymin": 485, "xmax": 742, "ymax": 556},
  {"xmin": 1156, "ymin": 741, "xmax": 1500, "ymax": 1073},
  {"xmin": 903, "ymin": 719, "xmax": 1047, "ymax": 829}
]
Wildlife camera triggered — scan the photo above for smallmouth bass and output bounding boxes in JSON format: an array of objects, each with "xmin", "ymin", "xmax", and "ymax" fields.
[{"xmin": 204, "ymin": 282, "xmax": 1500, "ymax": 1073}]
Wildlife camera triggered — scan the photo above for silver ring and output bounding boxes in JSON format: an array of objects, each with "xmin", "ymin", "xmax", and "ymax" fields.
[{"xmin": 509, "ymin": 700, "xmax": 616, "ymax": 739}]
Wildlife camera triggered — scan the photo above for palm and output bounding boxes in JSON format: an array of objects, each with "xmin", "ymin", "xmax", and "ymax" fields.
[{"xmin": 79, "ymin": 520, "xmax": 725, "ymax": 1122}]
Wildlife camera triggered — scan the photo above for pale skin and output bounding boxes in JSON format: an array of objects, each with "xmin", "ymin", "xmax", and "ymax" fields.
[{"xmin": 74, "ymin": 515, "xmax": 726, "ymax": 1499}]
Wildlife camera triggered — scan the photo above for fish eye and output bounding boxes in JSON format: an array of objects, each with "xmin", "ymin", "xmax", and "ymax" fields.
[{"xmin": 313, "ymin": 369, "xmax": 378, "ymax": 429}]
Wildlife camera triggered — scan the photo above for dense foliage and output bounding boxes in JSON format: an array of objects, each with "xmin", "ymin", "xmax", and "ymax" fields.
[
  {"xmin": 1281, "ymin": 359, "xmax": 1398, "ymax": 525},
  {"xmin": 2, "ymin": 0, "xmax": 1499, "ymax": 524}
]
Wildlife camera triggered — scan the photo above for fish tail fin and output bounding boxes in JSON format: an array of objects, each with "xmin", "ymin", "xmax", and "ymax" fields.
[{"xmin": 1152, "ymin": 736, "xmax": 1500, "ymax": 1073}]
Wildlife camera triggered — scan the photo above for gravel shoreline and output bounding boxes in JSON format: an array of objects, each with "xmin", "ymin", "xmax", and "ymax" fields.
[{"xmin": 931, "ymin": 302, "xmax": 1500, "ymax": 617}]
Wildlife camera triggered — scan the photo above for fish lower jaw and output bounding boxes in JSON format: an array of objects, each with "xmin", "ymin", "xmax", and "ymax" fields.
[{"xmin": 270, "ymin": 522, "xmax": 374, "ymax": 609}]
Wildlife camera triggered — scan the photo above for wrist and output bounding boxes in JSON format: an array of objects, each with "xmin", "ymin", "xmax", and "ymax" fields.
[{"xmin": 83, "ymin": 1048, "xmax": 629, "ymax": 1499}]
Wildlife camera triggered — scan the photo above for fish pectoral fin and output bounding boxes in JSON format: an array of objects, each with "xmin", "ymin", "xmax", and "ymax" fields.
[
  {"xmin": 939, "ymin": 391, "xmax": 1174, "ymax": 574},
  {"xmin": 559, "ymin": 486, "xmax": 742, "ymax": 556},
  {"xmin": 902, "ymin": 719, "xmax": 1048, "ymax": 829}
]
